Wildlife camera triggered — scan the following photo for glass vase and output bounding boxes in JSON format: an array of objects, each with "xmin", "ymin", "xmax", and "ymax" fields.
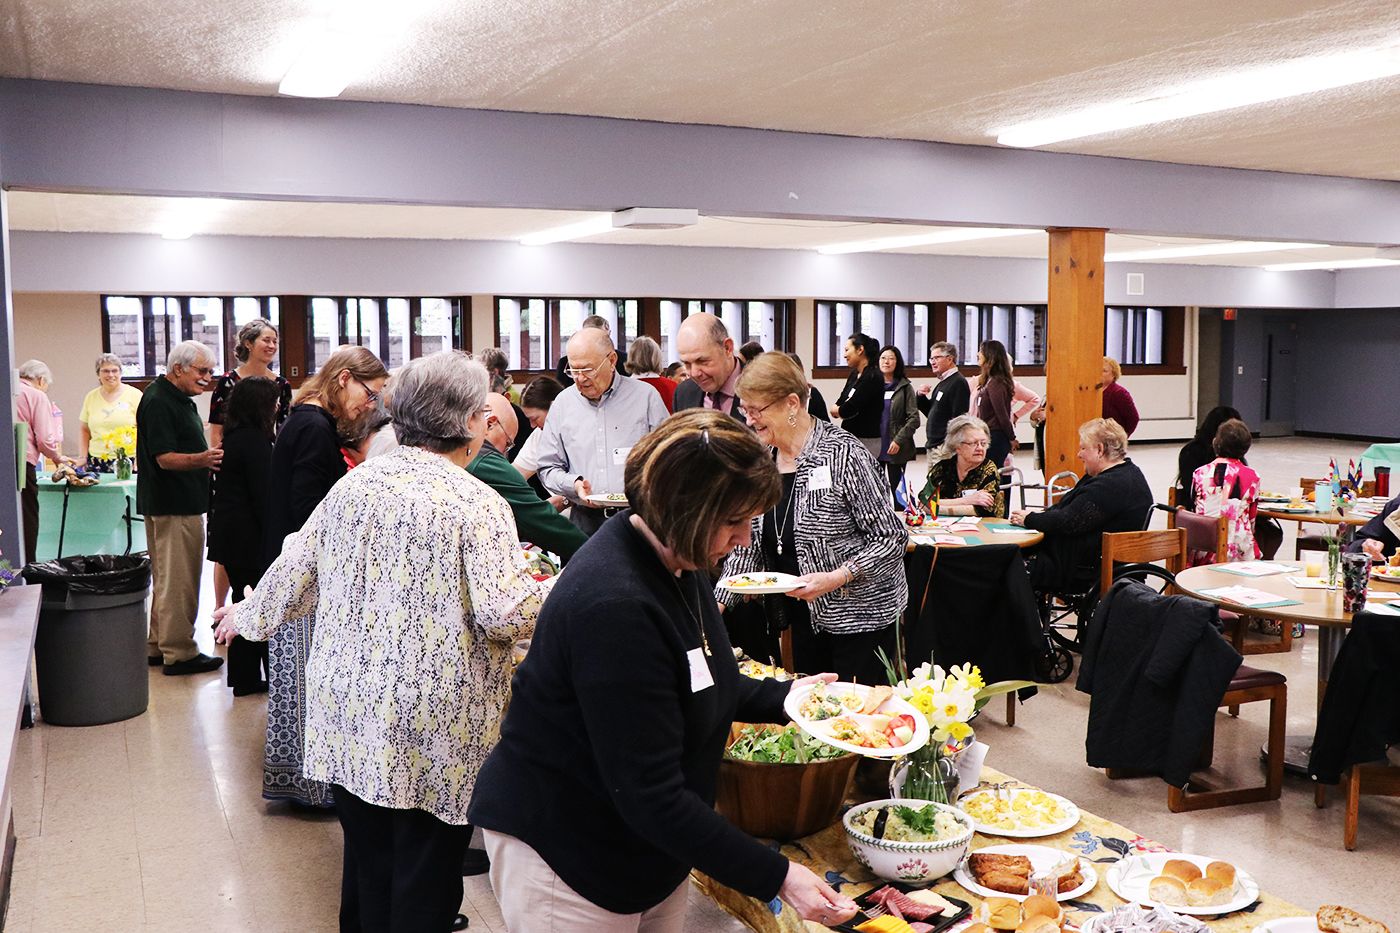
[
  {"xmin": 116, "ymin": 454, "xmax": 132, "ymax": 481},
  {"xmin": 889, "ymin": 736, "xmax": 969, "ymax": 804},
  {"xmin": 1326, "ymin": 540, "xmax": 1341, "ymax": 589}
]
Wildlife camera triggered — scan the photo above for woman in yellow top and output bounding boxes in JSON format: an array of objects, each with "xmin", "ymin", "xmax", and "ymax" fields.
[{"xmin": 79, "ymin": 353, "xmax": 144, "ymax": 472}]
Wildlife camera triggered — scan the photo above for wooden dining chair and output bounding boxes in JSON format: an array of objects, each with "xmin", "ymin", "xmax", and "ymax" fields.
[{"xmin": 1098, "ymin": 528, "xmax": 1187, "ymax": 595}]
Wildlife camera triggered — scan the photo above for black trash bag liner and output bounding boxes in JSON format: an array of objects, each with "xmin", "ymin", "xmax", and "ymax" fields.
[{"xmin": 24, "ymin": 554, "xmax": 151, "ymax": 597}]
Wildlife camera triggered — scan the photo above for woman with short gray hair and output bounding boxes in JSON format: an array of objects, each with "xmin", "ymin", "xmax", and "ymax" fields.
[
  {"xmin": 79, "ymin": 353, "xmax": 145, "ymax": 471},
  {"xmin": 216, "ymin": 351, "xmax": 551, "ymax": 930},
  {"xmin": 919, "ymin": 413, "xmax": 1004, "ymax": 517},
  {"xmin": 624, "ymin": 334, "xmax": 678, "ymax": 412}
]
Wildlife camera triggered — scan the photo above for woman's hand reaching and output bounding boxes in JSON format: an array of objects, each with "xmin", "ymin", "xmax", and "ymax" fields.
[{"xmin": 778, "ymin": 861, "xmax": 858, "ymax": 925}]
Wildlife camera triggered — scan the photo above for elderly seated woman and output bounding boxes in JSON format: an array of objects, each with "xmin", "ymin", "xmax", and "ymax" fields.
[
  {"xmin": 215, "ymin": 351, "xmax": 553, "ymax": 932},
  {"xmin": 918, "ymin": 414, "xmax": 1004, "ymax": 517},
  {"xmin": 1011, "ymin": 417, "xmax": 1154, "ymax": 590}
]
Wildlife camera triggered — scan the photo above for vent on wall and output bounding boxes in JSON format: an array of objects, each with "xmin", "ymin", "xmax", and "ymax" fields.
[{"xmin": 1125, "ymin": 272, "xmax": 1145, "ymax": 296}]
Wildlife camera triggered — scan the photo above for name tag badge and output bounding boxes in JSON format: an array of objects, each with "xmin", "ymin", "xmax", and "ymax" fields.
[
  {"xmin": 687, "ymin": 647, "xmax": 714, "ymax": 693},
  {"xmin": 934, "ymin": 390, "xmax": 944, "ymax": 402},
  {"xmin": 808, "ymin": 465, "xmax": 833, "ymax": 491},
  {"xmin": 612, "ymin": 446, "xmax": 632, "ymax": 466},
  {"xmin": 883, "ymin": 390, "xmax": 895, "ymax": 401},
  {"xmin": 1385, "ymin": 508, "xmax": 1400, "ymax": 540}
]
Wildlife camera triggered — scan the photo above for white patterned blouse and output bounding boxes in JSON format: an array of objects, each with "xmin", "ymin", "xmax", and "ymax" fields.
[{"xmin": 233, "ymin": 443, "xmax": 553, "ymax": 825}]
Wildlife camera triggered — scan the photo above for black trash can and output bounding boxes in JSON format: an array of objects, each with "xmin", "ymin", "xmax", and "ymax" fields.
[{"xmin": 25, "ymin": 555, "xmax": 151, "ymax": 727}]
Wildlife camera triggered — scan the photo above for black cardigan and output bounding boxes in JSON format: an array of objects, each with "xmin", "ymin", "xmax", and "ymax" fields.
[
  {"xmin": 835, "ymin": 368, "xmax": 884, "ymax": 438},
  {"xmin": 1077, "ymin": 580, "xmax": 1242, "ymax": 787},
  {"xmin": 1346, "ymin": 495, "xmax": 1400, "ymax": 557},
  {"xmin": 264, "ymin": 404, "xmax": 345, "ymax": 564},
  {"xmin": 916, "ymin": 370, "xmax": 970, "ymax": 449},
  {"xmin": 469, "ymin": 513, "xmax": 791, "ymax": 914},
  {"xmin": 1023, "ymin": 459, "xmax": 1154, "ymax": 589},
  {"xmin": 1308, "ymin": 609, "xmax": 1400, "ymax": 783},
  {"xmin": 207, "ymin": 425, "xmax": 273, "ymax": 572}
]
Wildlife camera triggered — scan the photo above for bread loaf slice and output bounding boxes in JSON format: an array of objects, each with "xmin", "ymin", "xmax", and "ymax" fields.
[{"xmin": 1318, "ymin": 905, "xmax": 1389, "ymax": 933}]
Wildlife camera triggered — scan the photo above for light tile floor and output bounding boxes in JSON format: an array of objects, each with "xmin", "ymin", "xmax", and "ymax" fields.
[{"xmin": 8, "ymin": 436, "xmax": 1397, "ymax": 931}]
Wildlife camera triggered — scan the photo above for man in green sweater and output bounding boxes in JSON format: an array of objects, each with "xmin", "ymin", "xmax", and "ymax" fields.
[{"xmin": 468, "ymin": 394, "xmax": 587, "ymax": 561}]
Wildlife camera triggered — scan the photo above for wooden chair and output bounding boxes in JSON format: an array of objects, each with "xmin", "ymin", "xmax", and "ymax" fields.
[
  {"xmin": 1337, "ymin": 762, "xmax": 1400, "ymax": 850},
  {"xmin": 1096, "ymin": 531, "xmax": 1288, "ymax": 812}
]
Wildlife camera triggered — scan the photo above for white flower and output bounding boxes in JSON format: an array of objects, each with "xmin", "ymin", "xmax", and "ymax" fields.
[{"xmin": 926, "ymin": 687, "xmax": 976, "ymax": 729}]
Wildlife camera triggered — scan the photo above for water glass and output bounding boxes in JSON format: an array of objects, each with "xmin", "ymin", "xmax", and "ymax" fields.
[{"xmin": 1341, "ymin": 553, "xmax": 1372, "ymax": 613}]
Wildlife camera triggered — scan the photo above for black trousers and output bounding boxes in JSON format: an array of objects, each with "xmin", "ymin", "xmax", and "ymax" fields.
[
  {"xmin": 791, "ymin": 616, "xmax": 898, "ymax": 685},
  {"xmin": 225, "ymin": 564, "xmax": 269, "ymax": 692},
  {"xmin": 987, "ymin": 430, "xmax": 1012, "ymax": 473},
  {"xmin": 333, "ymin": 784, "xmax": 471, "ymax": 933},
  {"xmin": 21, "ymin": 463, "xmax": 38, "ymax": 564}
]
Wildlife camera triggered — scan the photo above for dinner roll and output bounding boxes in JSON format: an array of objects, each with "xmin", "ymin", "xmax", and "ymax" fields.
[
  {"xmin": 1187, "ymin": 877, "xmax": 1232, "ymax": 907},
  {"xmin": 1205, "ymin": 860, "xmax": 1236, "ymax": 888},
  {"xmin": 1022, "ymin": 895, "xmax": 1061, "ymax": 921},
  {"xmin": 1017, "ymin": 915, "xmax": 1059, "ymax": 933},
  {"xmin": 1162, "ymin": 859, "xmax": 1203, "ymax": 883},
  {"xmin": 986, "ymin": 898, "xmax": 1022, "ymax": 930},
  {"xmin": 1148, "ymin": 875, "xmax": 1188, "ymax": 906}
]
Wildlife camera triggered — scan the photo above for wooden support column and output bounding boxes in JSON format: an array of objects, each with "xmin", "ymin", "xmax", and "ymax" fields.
[{"xmin": 1044, "ymin": 228, "xmax": 1106, "ymax": 478}]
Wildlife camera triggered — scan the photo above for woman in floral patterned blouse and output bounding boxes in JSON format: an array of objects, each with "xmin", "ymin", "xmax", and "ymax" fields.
[{"xmin": 216, "ymin": 352, "xmax": 552, "ymax": 931}]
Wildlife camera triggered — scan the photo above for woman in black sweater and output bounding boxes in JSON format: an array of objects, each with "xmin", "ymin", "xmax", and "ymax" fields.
[
  {"xmin": 830, "ymin": 332, "xmax": 884, "ymax": 456},
  {"xmin": 261, "ymin": 345, "xmax": 387, "ymax": 808},
  {"xmin": 470, "ymin": 410, "xmax": 857, "ymax": 930},
  {"xmin": 206, "ymin": 377, "xmax": 282, "ymax": 696},
  {"xmin": 1175, "ymin": 405, "xmax": 1241, "ymax": 510},
  {"xmin": 1011, "ymin": 418, "xmax": 1154, "ymax": 590}
]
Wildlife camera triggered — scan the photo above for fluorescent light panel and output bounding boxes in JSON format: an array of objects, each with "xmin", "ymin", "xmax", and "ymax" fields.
[
  {"xmin": 1104, "ymin": 241, "xmax": 1329, "ymax": 262},
  {"xmin": 997, "ymin": 43, "xmax": 1400, "ymax": 147},
  {"xmin": 817, "ymin": 228, "xmax": 1038, "ymax": 256},
  {"xmin": 518, "ymin": 215, "xmax": 616, "ymax": 247},
  {"xmin": 1263, "ymin": 258, "xmax": 1400, "ymax": 272},
  {"xmin": 280, "ymin": 0, "xmax": 440, "ymax": 98},
  {"xmin": 157, "ymin": 197, "xmax": 233, "ymax": 240}
]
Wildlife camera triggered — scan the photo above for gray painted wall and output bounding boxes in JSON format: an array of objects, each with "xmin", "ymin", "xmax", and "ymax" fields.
[
  {"xmin": 8, "ymin": 231, "xmax": 1342, "ymax": 310},
  {"xmin": 4, "ymin": 79, "xmax": 1400, "ymax": 245},
  {"xmin": 1294, "ymin": 307, "xmax": 1400, "ymax": 439},
  {"xmin": 1334, "ymin": 266, "xmax": 1400, "ymax": 308}
]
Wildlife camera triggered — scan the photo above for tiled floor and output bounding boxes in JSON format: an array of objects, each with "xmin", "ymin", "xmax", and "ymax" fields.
[{"xmin": 8, "ymin": 436, "xmax": 1397, "ymax": 931}]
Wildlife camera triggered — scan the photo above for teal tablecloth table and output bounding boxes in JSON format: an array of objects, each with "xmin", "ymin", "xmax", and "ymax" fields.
[
  {"xmin": 34, "ymin": 474, "xmax": 146, "ymax": 562},
  {"xmin": 1360, "ymin": 442, "xmax": 1400, "ymax": 483}
]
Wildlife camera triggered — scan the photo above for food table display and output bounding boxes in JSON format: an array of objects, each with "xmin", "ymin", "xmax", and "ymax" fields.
[
  {"xmin": 692, "ymin": 767, "xmax": 1312, "ymax": 933},
  {"xmin": 34, "ymin": 473, "xmax": 145, "ymax": 561}
]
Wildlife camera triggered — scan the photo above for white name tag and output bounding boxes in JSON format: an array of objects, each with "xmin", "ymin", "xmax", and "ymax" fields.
[
  {"xmin": 883, "ymin": 390, "xmax": 895, "ymax": 400},
  {"xmin": 687, "ymin": 647, "xmax": 714, "ymax": 693},
  {"xmin": 934, "ymin": 390, "xmax": 944, "ymax": 402},
  {"xmin": 612, "ymin": 446, "xmax": 632, "ymax": 465},
  {"xmin": 808, "ymin": 465, "xmax": 833, "ymax": 491}
]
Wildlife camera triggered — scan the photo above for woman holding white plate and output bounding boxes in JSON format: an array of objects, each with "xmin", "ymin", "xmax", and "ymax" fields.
[
  {"xmin": 721, "ymin": 352, "xmax": 908, "ymax": 685},
  {"xmin": 470, "ymin": 410, "xmax": 856, "ymax": 931}
]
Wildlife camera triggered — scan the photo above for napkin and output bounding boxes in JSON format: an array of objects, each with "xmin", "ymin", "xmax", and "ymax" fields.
[{"xmin": 957, "ymin": 740, "xmax": 989, "ymax": 796}]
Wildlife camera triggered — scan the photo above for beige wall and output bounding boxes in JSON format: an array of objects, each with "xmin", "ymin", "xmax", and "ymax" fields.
[{"xmin": 12, "ymin": 292, "xmax": 103, "ymax": 457}]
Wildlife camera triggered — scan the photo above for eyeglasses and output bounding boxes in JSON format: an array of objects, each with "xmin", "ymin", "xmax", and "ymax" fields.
[
  {"xmin": 355, "ymin": 377, "xmax": 381, "ymax": 404},
  {"xmin": 959, "ymin": 439, "xmax": 990, "ymax": 450},
  {"xmin": 563, "ymin": 360, "xmax": 607, "ymax": 381},
  {"xmin": 191, "ymin": 366, "xmax": 216, "ymax": 376},
  {"xmin": 738, "ymin": 398, "xmax": 782, "ymax": 419}
]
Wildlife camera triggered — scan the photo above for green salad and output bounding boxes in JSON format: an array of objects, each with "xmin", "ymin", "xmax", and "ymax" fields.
[{"xmin": 725, "ymin": 724, "xmax": 849, "ymax": 764}]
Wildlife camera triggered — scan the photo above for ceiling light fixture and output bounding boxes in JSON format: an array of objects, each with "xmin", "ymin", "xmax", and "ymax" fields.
[
  {"xmin": 1263, "ymin": 257, "xmax": 1400, "ymax": 272},
  {"xmin": 816, "ymin": 227, "xmax": 1038, "ymax": 256},
  {"xmin": 1104, "ymin": 241, "xmax": 1330, "ymax": 262},
  {"xmin": 996, "ymin": 43, "xmax": 1400, "ymax": 148},
  {"xmin": 279, "ymin": 0, "xmax": 440, "ymax": 98},
  {"xmin": 519, "ymin": 208, "xmax": 699, "ymax": 246},
  {"xmin": 157, "ymin": 197, "xmax": 233, "ymax": 240}
]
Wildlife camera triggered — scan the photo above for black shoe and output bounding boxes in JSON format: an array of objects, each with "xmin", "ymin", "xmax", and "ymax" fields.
[
  {"xmin": 148, "ymin": 655, "xmax": 164, "ymax": 666},
  {"xmin": 461, "ymin": 847, "xmax": 490, "ymax": 877},
  {"xmin": 452, "ymin": 916, "xmax": 469, "ymax": 931},
  {"xmin": 232, "ymin": 680, "xmax": 268, "ymax": 697},
  {"xmin": 163, "ymin": 653, "xmax": 225, "ymax": 676}
]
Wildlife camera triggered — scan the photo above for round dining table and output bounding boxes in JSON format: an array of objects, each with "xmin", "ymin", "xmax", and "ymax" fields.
[
  {"xmin": 1255, "ymin": 504, "xmax": 1374, "ymax": 526},
  {"xmin": 905, "ymin": 520, "xmax": 1043, "ymax": 551},
  {"xmin": 1175, "ymin": 561, "xmax": 1400, "ymax": 771}
]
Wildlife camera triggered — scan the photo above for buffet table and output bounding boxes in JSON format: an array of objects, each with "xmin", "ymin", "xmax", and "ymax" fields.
[
  {"xmin": 693, "ymin": 767, "xmax": 1309, "ymax": 932},
  {"xmin": 34, "ymin": 474, "xmax": 145, "ymax": 561}
]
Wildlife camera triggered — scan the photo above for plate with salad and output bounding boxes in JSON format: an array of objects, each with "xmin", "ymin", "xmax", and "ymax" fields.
[
  {"xmin": 784, "ymin": 681, "xmax": 929, "ymax": 758},
  {"xmin": 716, "ymin": 572, "xmax": 804, "ymax": 594}
]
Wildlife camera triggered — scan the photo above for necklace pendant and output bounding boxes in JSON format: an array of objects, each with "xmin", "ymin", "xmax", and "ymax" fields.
[{"xmin": 776, "ymin": 541, "xmax": 783, "ymax": 556}]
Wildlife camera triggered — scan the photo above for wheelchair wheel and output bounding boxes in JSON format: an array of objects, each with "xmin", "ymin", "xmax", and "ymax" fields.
[
  {"xmin": 1113, "ymin": 563, "xmax": 1177, "ymax": 595},
  {"xmin": 1044, "ymin": 587, "xmax": 1098, "ymax": 653},
  {"xmin": 1034, "ymin": 642, "xmax": 1074, "ymax": 684}
]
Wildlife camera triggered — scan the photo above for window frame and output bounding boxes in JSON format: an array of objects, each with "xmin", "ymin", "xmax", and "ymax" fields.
[
  {"xmin": 494, "ymin": 296, "xmax": 649, "ymax": 375},
  {"xmin": 304, "ymin": 296, "xmax": 465, "ymax": 374}
]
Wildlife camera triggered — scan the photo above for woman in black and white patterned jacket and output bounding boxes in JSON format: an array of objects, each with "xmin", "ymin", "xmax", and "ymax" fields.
[{"xmin": 720, "ymin": 352, "xmax": 908, "ymax": 684}]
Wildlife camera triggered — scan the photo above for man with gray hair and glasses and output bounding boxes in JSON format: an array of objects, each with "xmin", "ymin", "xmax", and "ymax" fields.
[
  {"xmin": 554, "ymin": 314, "xmax": 628, "ymax": 387},
  {"xmin": 916, "ymin": 340, "xmax": 970, "ymax": 452},
  {"xmin": 536, "ymin": 327, "xmax": 668, "ymax": 536},
  {"xmin": 137, "ymin": 341, "xmax": 225, "ymax": 675}
]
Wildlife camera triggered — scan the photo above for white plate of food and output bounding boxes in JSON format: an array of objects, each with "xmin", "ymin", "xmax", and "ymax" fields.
[
  {"xmin": 783, "ymin": 682, "xmax": 929, "ymax": 758},
  {"xmin": 954, "ymin": 844, "xmax": 1096, "ymax": 902},
  {"xmin": 1264, "ymin": 504, "xmax": 1315, "ymax": 513},
  {"xmin": 716, "ymin": 571, "xmax": 805, "ymax": 594},
  {"xmin": 1253, "ymin": 906, "xmax": 1392, "ymax": 933},
  {"xmin": 1370, "ymin": 564, "xmax": 1400, "ymax": 582},
  {"xmin": 1106, "ymin": 853, "xmax": 1259, "ymax": 916},
  {"xmin": 584, "ymin": 492, "xmax": 629, "ymax": 507},
  {"xmin": 957, "ymin": 786, "xmax": 1081, "ymax": 838}
]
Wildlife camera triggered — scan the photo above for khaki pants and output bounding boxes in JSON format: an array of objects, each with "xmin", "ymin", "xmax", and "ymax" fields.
[
  {"xmin": 484, "ymin": 830, "xmax": 688, "ymax": 933},
  {"xmin": 146, "ymin": 514, "xmax": 204, "ymax": 664}
]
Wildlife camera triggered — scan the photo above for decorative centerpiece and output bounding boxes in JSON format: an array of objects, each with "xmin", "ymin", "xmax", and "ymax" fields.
[
  {"xmin": 878, "ymin": 652, "xmax": 1032, "ymax": 804},
  {"xmin": 101, "ymin": 426, "xmax": 137, "ymax": 480}
]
